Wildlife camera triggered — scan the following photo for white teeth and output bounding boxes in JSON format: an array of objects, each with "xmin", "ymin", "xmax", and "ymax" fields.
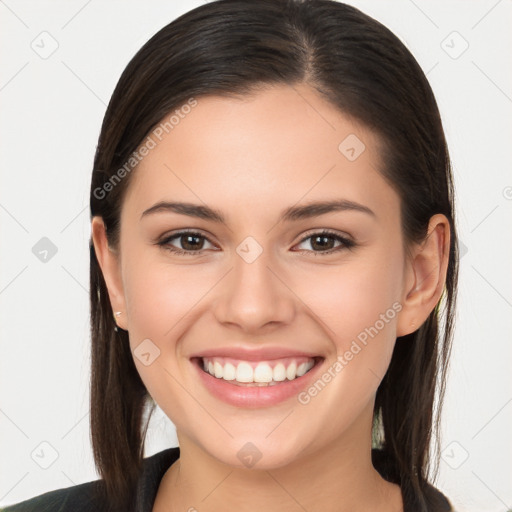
[
  {"xmin": 223, "ymin": 362, "xmax": 236, "ymax": 380},
  {"xmin": 286, "ymin": 362, "xmax": 297, "ymax": 381},
  {"xmin": 272, "ymin": 363, "xmax": 287, "ymax": 382},
  {"xmin": 213, "ymin": 361, "xmax": 223, "ymax": 378},
  {"xmin": 235, "ymin": 362, "xmax": 254, "ymax": 383},
  {"xmin": 254, "ymin": 363, "xmax": 273, "ymax": 383},
  {"xmin": 201, "ymin": 357, "xmax": 315, "ymax": 384},
  {"xmin": 296, "ymin": 362, "xmax": 309, "ymax": 377}
]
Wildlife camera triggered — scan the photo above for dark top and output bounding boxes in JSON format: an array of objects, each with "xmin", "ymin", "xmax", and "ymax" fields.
[{"xmin": 0, "ymin": 447, "xmax": 452, "ymax": 512}]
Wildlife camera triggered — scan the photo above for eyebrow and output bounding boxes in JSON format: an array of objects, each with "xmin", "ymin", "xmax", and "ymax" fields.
[{"xmin": 140, "ymin": 199, "xmax": 376, "ymax": 223}]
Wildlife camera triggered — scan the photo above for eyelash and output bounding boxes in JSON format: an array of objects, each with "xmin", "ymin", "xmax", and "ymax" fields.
[{"xmin": 156, "ymin": 229, "xmax": 356, "ymax": 256}]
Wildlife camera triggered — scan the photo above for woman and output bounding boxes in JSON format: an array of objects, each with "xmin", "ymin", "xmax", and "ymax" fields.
[{"xmin": 1, "ymin": 0, "xmax": 458, "ymax": 511}]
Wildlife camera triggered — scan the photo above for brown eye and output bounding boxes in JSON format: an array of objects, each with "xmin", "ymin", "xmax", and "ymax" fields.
[
  {"xmin": 157, "ymin": 231, "xmax": 215, "ymax": 255},
  {"xmin": 293, "ymin": 230, "xmax": 355, "ymax": 256}
]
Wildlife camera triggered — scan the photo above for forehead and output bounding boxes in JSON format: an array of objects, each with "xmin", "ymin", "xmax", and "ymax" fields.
[{"xmin": 123, "ymin": 83, "xmax": 398, "ymax": 227}]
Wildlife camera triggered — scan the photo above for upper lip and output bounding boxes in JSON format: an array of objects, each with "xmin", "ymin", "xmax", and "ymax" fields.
[{"xmin": 190, "ymin": 346, "xmax": 322, "ymax": 361}]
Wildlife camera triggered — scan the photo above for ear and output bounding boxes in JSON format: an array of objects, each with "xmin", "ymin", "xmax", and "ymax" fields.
[
  {"xmin": 396, "ymin": 214, "xmax": 451, "ymax": 337},
  {"xmin": 91, "ymin": 216, "xmax": 128, "ymax": 330}
]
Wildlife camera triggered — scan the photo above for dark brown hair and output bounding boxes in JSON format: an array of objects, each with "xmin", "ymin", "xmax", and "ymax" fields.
[{"xmin": 89, "ymin": 1, "xmax": 459, "ymax": 510}]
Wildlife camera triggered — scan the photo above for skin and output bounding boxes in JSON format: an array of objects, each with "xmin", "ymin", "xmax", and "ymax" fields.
[{"xmin": 92, "ymin": 83, "xmax": 450, "ymax": 512}]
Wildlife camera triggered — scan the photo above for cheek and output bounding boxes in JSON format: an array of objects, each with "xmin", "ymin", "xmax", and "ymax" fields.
[
  {"xmin": 123, "ymin": 237, "xmax": 403, "ymax": 358},
  {"xmin": 291, "ymin": 247, "xmax": 403, "ymax": 402},
  {"xmin": 288, "ymin": 260, "xmax": 402, "ymax": 438},
  {"xmin": 122, "ymin": 249, "xmax": 210, "ymax": 338},
  {"xmin": 123, "ymin": 235, "xmax": 402, "ymax": 381},
  {"xmin": 120, "ymin": 251, "xmax": 211, "ymax": 422},
  {"xmin": 295, "ymin": 253, "xmax": 402, "ymax": 344}
]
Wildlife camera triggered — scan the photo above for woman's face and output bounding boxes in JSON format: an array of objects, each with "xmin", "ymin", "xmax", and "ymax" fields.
[{"xmin": 95, "ymin": 83, "xmax": 421, "ymax": 469}]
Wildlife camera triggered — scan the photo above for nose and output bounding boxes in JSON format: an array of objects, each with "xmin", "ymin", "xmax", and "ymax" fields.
[{"xmin": 212, "ymin": 246, "xmax": 296, "ymax": 333}]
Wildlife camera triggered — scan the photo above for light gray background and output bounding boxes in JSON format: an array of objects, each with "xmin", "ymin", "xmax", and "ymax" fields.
[{"xmin": 1, "ymin": 1, "xmax": 511, "ymax": 510}]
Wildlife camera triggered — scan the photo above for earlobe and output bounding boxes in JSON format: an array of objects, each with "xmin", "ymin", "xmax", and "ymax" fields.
[
  {"xmin": 91, "ymin": 216, "xmax": 127, "ymax": 330},
  {"xmin": 396, "ymin": 214, "xmax": 451, "ymax": 337}
]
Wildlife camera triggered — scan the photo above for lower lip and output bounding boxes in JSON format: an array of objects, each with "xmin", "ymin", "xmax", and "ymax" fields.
[{"xmin": 191, "ymin": 357, "xmax": 324, "ymax": 408}]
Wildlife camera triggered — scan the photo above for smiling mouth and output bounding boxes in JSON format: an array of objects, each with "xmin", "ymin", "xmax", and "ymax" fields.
[{"xmin": 192, "ymin": 356, "xmax": 324, "ymax": 387}]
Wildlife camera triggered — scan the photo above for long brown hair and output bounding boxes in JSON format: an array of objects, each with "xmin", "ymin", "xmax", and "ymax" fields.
[{"xmin": 89, "ymin": 1, "xmax": 459, "ymax": 510}]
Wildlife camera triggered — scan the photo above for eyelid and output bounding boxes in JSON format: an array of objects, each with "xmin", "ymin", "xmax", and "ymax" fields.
[
  {"xmin": 296, "ymin": 227, "xmax": 354, "ymax": 243},
  {"xmin": 157, "ymin": 227, "xmax": 353, "ymax": 244},
  {"xmin": 292, "ymin": 229, "xmax": 356, "ymax": 254},
  {"xmin": 157, "ymin": 229, "xmax": 217, "ymax": 249},
  {"xmin": 156, "ymin": 227, "xmax": 356, "ymax": 257},
  {"xmin": 157, "ymin": 227, "xmax": 214, "ymax": 240}
]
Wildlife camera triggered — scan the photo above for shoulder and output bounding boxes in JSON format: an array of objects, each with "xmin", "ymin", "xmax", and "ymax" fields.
[
  {"xmin": 0, "ymin": 479, "xmax": 104, "ymax": 512},
  {"xmin": 1, "ymin": 446, "xmax": 181, "ymax": 512}
]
